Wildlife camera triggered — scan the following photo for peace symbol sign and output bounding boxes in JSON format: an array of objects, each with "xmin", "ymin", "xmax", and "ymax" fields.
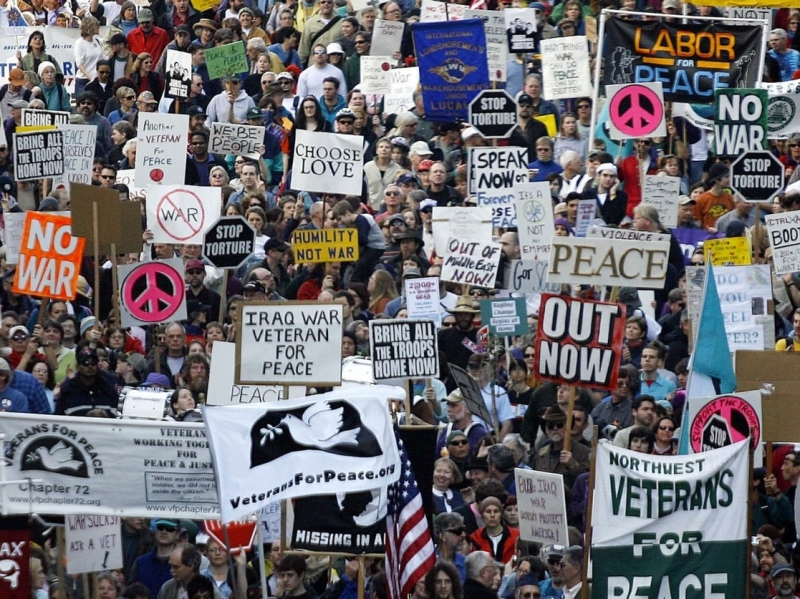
[
  {"xmin": 121, "ymin": 262, "xmax": 186, "ymax": 323},
  {"xmin": 609, "ymin": 84, "xmax": 664, "ymax": 138}
]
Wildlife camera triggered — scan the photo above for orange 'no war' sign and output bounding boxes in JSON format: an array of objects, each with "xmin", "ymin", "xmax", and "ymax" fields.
[{"xmin": 14, "ymin": 212, "xmax": 85, "ymax": 300}]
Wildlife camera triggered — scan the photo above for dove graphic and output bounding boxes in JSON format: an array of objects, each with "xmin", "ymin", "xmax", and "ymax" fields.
[
  {"xmin": 267, "ymin": 401, "xmax": 360, "ymax": 449},
  {"xmin": 34, "ymin": 441, "xmax": 83, "ymax": 472}
]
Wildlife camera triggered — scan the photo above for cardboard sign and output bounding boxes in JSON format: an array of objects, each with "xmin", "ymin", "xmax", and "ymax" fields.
[
  {"xmin": 534, "ymin": 294, "xmax": 625, "ymax": 390},
  {"xmin": 405, "ymin": 277, "xmax": 442, "ymax": 326},
  {"xmin": 606, "ymin": 82, "xmax": 667, "ymax": 140},
  {"xmin": 505, "ymin": 8, "xmax": 537, "ymax": 53},
  {"xmin": 441, "ymin": 237, "xmax": 501, "ymax": 288},
  {"xmin": 642, "ymin": 175, "xmax": 680, "ymax": 228},
  {"xmin": 470, "ymin": 147, "xmax": 528, "ymax": 228},
  {"xmin": 164, "ymin": 49, "xmax": 192, "ymax": 99},
  {"xmin": 236, "ymin": 302, "xmax": 344, "ymax": 385},
  {"xmin": 431, "ymin": 206, "xmax": 493, "ymax": 258},
  {"xmin": 480, "ymin": 297, "xmax": 527, "ymax": 335},
  {"xmin": 737, "ymin": 351, "xmax": 800, "ymax": 442},
  {"xmin": 205, "ymin": 41, "xmax": 248, "ymax": 79},
  {"xmin": 70, "ymin": 183, "xmax": 144, "ymax": 255},
  {"xmin": 20, "ymin": 108, "xmax": 69, "ymax": 130},
  {"xmin": 135, "ymin": 113, "xmax": 189, "ymax": 188},
  {"xmin": 371, "ymin": 19, "xmax": 404, "ymax": 56},
  {"xmin": 547, "ymin": 237, "xmax": 670, "ymax": 289},
  {"xmin": 146, "ymin": 185, "xmax": 221, "ymax": 245},
  {"xmin": 292, "ymin": 228, "xmax": 359, "ymax": 263},
  {"xmin": 14, "ymin": 212, "xmax": 84, "ymax": 300},
  {"xmin": 383, "ymin": 67, "xmax": 420, "ymax": 114},
  {"xmin": 465, "ymin": 9, "xmax": 507, "ymax": 83},
  {"xmin": 540, "ymin": 36, "xmax": 592, "ymax": 100},
  {"xmin": 291, "ymin": 130, "xmax": 365, "ymax": 196},
  {"xmin": 574, "ymin": 199, "xmax": 596, "ymax": 237},
  {"xmin": 65, "ymin": 515, "xmax": 123, "ymax": 574},
  {"xmin": 515, "ymin": 468, "xmax": 569, "ymax": 545},
  {"xmin": 704, "ymin": 236, "xmax": 751, "ymax": 266},
  {"xmin": 766, "ymin": 211, "xmax": 800, "ymax": 275},
  {"xmin": 209, "ymin": 122, "xmax": 262, "ymax": 156},
  {"xmin": 117, "ymin": 258, "xmax": 187, "ymax": 327},
  {"xmin": 51, "ymin": 124, "xmax": 97, "ymax": 190},
  {"xmin": 515, "ymin": 182, "xmax": 554, "ymax": 261},
  {"xmin": 13, "ymin": 129, "xmax": 64, "ymax": 180},
  {"xmin": 370, "ymin": 319, "xmax": 439, "ymax": 381},
  {"xmin": 506, "ymin": 260, "xmax": 562, "ymax": 294},
  {"xmin": 360, "ymin": 56, "xmax": 394, "ymax": 94},
  {"xmin": 586, "ymin": 226, "xmax": 670, "ymax": 243},
  {"xmin": 714, "ymin": 89, "xmax": 768, "ymax": 159}
]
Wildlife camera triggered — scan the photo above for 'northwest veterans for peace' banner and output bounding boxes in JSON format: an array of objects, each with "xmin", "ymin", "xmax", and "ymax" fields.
[
  {"xmin": 370, "ymin": 319, "xmax": 439, "ymax": 381},
  {"xmin": 293, "ymin": 228, "xmax": 359, "ymax": 263},
  {"xmin": 540, "ymin": 36, "xmax": 593, "ymax": 100},
  {"xmin": 602, "ymin": 18, "xmax": 764, "ymax": 103},
  {"xmin": 202, "ymin": 386, "xmax": 401, "ymax": 522},
  {"xmin": 534, "ymin": 294, "xmax": 625, "ymax": 390},
  {"xmin": 13, "ymin": 130, "xmax": 64, "ymax": 180},
  {"xmin": 292, "ymin": 130, "xmax": 365, "ymax": 196},
  {"xmin": 0, "ymin": 413, "xmax": 219, "ymax": 517},
  {"xmin": 591, "ymin": 441, "xmax": 749, "ymax": 599},
  {"xmin": 413, "ymin": 19, "xmax": 490, "ymax": 122},
  {"xmin": 469, "ymin": 147, "xmax": 528, "ymax": 228}
]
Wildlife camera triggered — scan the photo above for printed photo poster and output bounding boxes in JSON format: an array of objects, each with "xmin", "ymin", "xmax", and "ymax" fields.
[
  {"xmin": 540, "ymin": 36, "xmax": 592, "ymax": 100},
  {"xmin": 164, "ymin": 49, "xmax": 192, "ymax": 99},
  {"xmin": 135, "ymin": 113, "xmax": 189, "ymax": 188},
  {"xmin": 291, "ymin": 130, "xmax": 365, "ymax": 196},
  {"xmin": 505, "ymin": 8, "xmax": 537, "ymax": 53}
]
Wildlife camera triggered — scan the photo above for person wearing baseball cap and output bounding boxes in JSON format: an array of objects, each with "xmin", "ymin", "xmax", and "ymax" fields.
[
  {"xmin": 185, "ymin": 259, "xmax": 220, "ymax": 325},
  {"xmin": 581, "ymin": 162, "xmax": 627, "ymax": 226},
  {"xmin": 514, "ymin": 92, "xmax": 549, "ymax": 163},
  {"xmin": 677, "ymin": 195, "xmax": 699, "ymax": 228},
  {"xmin": 57, "ymin": 345, "xmax": 120, "ymax": 417},
  {"xmin": 127, "ymin": 8, "xmax": 170, "ymax": 66},
  {"xmin": 0, "ymin": 69, "xmax": 31, "ymax": 123}
]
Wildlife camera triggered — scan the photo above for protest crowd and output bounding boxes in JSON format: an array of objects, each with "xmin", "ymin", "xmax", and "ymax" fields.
[{"xmin": 3, "ymin": 0, "xmax": 800, "ymax": 598}]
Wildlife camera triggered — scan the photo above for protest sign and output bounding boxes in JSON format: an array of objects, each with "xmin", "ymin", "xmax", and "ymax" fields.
[
  {"xmin": 71, "ymin": 183, "xmax": 144, "ymax": 256},
  {"xmin": 115, "ymin": 169, "xmax": 145, "ymax": 198},
  {"xmin": 13, "ymin": 130, "xmax": 64, "ymax": 180},
  {"xmin": 51, "ymin": 124, "xmax": 96, "ymax": 189},
  {"xmin": 414, "ymin": 19, "xmax": 489, "ymax": 122},
  {"xmin": 237, "ymin": 302, "xmax": 344, "ymax": 385},
  {"xmin": 14, "ymin": 212, "xmax": 84, "ymax": 300},
  {"xmin": 465, "ymin": 9, "xmax": 507, "ymax": 82},
  {"xmin": 737, "ymin": 350, "xmax": 800, "ymax": 442},
  {"xmin": 534, "ymin": 294, "xmax": 624, "ymax": 390},
  {"xmin": 515, "ymin": 182, "xmax": 554, "ymax": 261},
  {"xmin": 0, "ymin": 413, "xmax": 219, "ymax": 517},
  {"xmin": 441, "ymin": 237, "xmax": 501, "ymax": 288},
  {"xmin": 470, "ymin": 147, "xmax": 528, "ymax": 228},
  {"xmin": 207, "ymin": 342, "xmax": 305, "ymax": 406},
  {"xmin": 65, "ymin": 516, "xmax": 122, "ymax": 575},
  {"xmin": 586, "ymin": 226, "xmax": 670, "ymax": 243},
  {"xmin": 504, "ymin": 8, "xmax": 536, "ymax": 53},
  {"xmin": 371, "ymin": 19, "xmax": 404, "ymax": 56},
  {"xmin": 672, "ymin": 102, "xmax": 714, "ymax": 130},
  {"xmin": 292, "ymin": 228, "xmax": 359, "ymax": 263},
  {"xmin": 673, "ymin": 227, "xmax": 715, "ymax": 264},
  {"xmin": 383, "ymin": 67, "xmax": 420, "ymax": 114},
  {"xmin": 548, "ymin": 237, "xmax": 670, "ymax": 289},
  {"xmin": 515, "ymin": 469, "xmax": 568, "ymax": 545},
  {"xmin": 20, "ymin": 108, "xmax": 69, "ymax": 130},
  {"xmin": 292, "ymin": 130, "xmax": 364, "ymax": 196},
  {"xmin": 117, "ymin": 259, "xmax": 187, "ymax": 328},
  {"xmin": 762, "ymin": 80, "xmax": 800, "ymax": 139},
  {"xmin": 592, "ymin": 441, "xmax": 748, "ymax": 598},
  {"xmin": 205, "ymin": 41, "xmax": 248, "ymax": 79},
  {"xmin": 370, "ymin": 319, "xmax": 438, "ymax": 380},
  {"xmin": 704, "ymin": 236, "xmax": 751, "ymax": 266},
  {"xmin": 3, "ymin": 212, "xmax": 26, "ymax": 264},
  {"xmin": 602, "ymin": 18, "xmax": 763, "ymax": 104},
  {"xmin": 135, "ymin": 113, "xmax": 189, "ymax": 187},
  {"xmin": 506, "ymin": 260, "xmax": 562, "ymax": 294},
  {"xmin": 209, "ymin": 122, "xmax": 262, "ymax": 156},
  {"xmin": 431, "ymin": 207, "xmax": 492, "ymax": 258},
  {"xmin": 359, "ymin": 56, "xmax": 394, "ymax": 94},
  {"xmin": 0, "ymin": 528, "xmax": 29, "ymax": 599},
  {"xmin": 574, "ymin": 200, "xmax": 596, "ymax": 237},
  {"xmin": 164, "ymin": 49, "xmax": 192, "ymax": 99},
  {"xmin": 686, "ymin": 390, "xmax": 762, "ymax": 466},
  {"xmin": 203, "ymin": 386, "xmax": 401, "ymax": 522},
  {"xmin": 420, "ymin": 0, "xmax": 466, "ymax": 21},
  {"xmin": 480, "ymin": 297, "xmax": 527, "ymax": 335},
  {"xmin": 642, "ymin": 175, "xmax": 680, "ymax": 228},
  {"xmin": 714, "ymin": 89, "xmax": 768, "ymax": 158},
  {"xmin": 405, "ymin": 277, "xmax": 442, "ymax": 325},
  {"xmin": 606, "ymin": 82, "xmax": 666, "ymax": 140},
  {"xmin": 145, "ymin": 185, "xmax": 221, "ymax": 245},
  {"xmin": 449, "ymin": 363, "xmax": 494, "ymax": 426},
  {"xmin": 766, "ymin": 211, "xmax": 800, "ymax": 275},
  {"xmin": 540, "ymin": 36, "xmax": 592, "ymax": 100}
]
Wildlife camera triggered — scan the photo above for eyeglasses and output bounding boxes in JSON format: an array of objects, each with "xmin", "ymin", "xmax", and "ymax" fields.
[
  {"xmin": 442, "ymin": 321, "xmax": 456, "ymax": 327},
  {"xmin": 385, "ymin": 190, "xmax": 401, "ymax": 196},
  {"xmin": 124, "ymin": 95, "xmax": 135, "ymax": 100},
  {"xmin": 235, "ymin": 159, "xmax": 245, "ymax": 164},
  {"xmin": 229, "ymin": 79, "xmax": 241, "ymax": 84},
  {"xmin": 790, "ymin": 144, "xmax": 800, "ymax": 148},
  {"xmin": 79, "ymin": 101, "xmax": 94, "ymax": 106},
  {"xmin": 354, "ymin": 40, "xmax": 367, "ymax": 45},
  {"xmin": 190, "ymin": 141, "xmax": 206, "ymax": 145},
  {"xmin": 338, "ymin": 120, "xmax": 354, "ymax": 125},
  {"xmin": 524, "ymin": 352, "xmax": 535, "ymax": 358},
  {"xmin": 546, "ymin": 421, "xmax": 565, "ymax": 430},
  {"xmin": 79, "ymin": 358, "xmax": 99, "ymax": 366},
  {"xmin": 98, "ymin": 70, "xmax": 111, "ymax": 75},
  {"xmin": 577, "ymin": 104, "xmax": 590, "ymax": 109},
  {"xmin": 11, "ymin": 334, "xmax": 28, "ymax": 341},
  {"xmin": 536, "ymin": 147, "xmax": 550, "ymax": 152},
  {"xmin": 522, "ymin": 594, "xmax": 541, "ymax": 599},
  {"xmin": 280, "ymin": 80, "xmax": 293, "ymax": 84},
  {"xmin": 157, "ymin": 524, "xmax": 178, "ymax": 532},
  {"xmin": 449, "ymin": 439, "xmax": 468, "ymax": 446},
  {"xmin": 100, "ymin": 174, "xmax": 115, "ymax": 180},
  {"xmin": 207, "ymin": 547, "xmax": 225, "ymax": 554},
  {"xmin": 314, "ymin": 50, "xmax": 327, "ymax": 55},
  {"xmin": 636, "ymin": 140, "xmax": 652, "ymax": 145},
  {"xmin": 658, "ymin": 426, "xmax": 675, "ymax": 431},
  {"xmin": 445, "ymin": 526, "xmax": 465, "ymax": 535},
  {"xmin": 547, "ymin": 558, "xmax": 561, "ymax": 565}
]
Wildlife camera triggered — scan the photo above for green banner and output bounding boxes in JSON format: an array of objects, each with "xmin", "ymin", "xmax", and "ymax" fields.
[
  {"xmin": 205, "ymin": 41, "xmax": 248, "ymax": 80},
  {"xmin": 714, "ymin": 89, "xmax": 768, "ymax": 159}
]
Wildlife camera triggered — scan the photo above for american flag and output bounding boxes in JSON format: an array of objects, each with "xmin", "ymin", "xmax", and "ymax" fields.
[{"xmin": 386, "ymin": 426, "xmax": 436, "ymax": 599}]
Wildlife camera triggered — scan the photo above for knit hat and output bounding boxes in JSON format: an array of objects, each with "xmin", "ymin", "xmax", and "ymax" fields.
[
  {"xmin": 37, "ymin": 61, "xmax": 56, "ymax": 77},
  {"xmin": 479, "ymin": 497, "xmax": 503, "ymax": 513}
]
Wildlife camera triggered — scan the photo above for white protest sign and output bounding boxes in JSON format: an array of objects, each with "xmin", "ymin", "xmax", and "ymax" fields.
[
  {"xmin": 643, "ymin": 175, "xmax": 680, "ymax": 228},
  {"xmin": 52, "ymin": 124, "xmax": 96, "ymax": 190},
  {"xmin": 292, "ymin": 130, "xmax": 364, "ymax": 196},
  {"xmin": 574, "ymin": 199, "xmax": 596, "ymax": 237},
  {"xmin": 586, "ymin": 226, "xmax": 670, "ymax": 243},
  {"xmin": 146, "ymin": 185, "xmax": 221, "ymax": 245},
  {"xmin": 405, "ymin": 277, "xmax": 442, "ymax": 326},
  {"xmin": 761, "ymin": 80, "xmax": 800, "ymax": 140},
  {"xmin": 715, "ymin": 265, "xmax": 771, "ymax": 351},
  {"xmin": 726, "ymin": 6, "xmax": 771, "ymax": 23},
  {"xmin": 420, "ymin": 0, "xmax": 465, "ymax": 21},
  {"xmin": 209, "ymin": 122, "xmax": 262, "ymax": 156},
  {"xmin": 469, "ymin": 147, "xmax": 528, "ymax": 228},
  {"xmin": 359, "ymin": 56, "xmax": 394, "ymax": 94},
  {"xmin": 236, "ymin": 302, "xmax": 344, "ymax": 385},
  {"xmin": 66, "ymin": 515, "xmax": 123, "ymax": 574},
  {"xmin": 547, "ymin": 237, "xmax": 670, "ymax": 289},
  {"xmin": 540, "ymin": 36, "xmax": 592, "ymax": 100},
  {"xmin": 506, "ymin": 260, "xmax": 562, "ymax": 293},
  {"xmin": 515, "ymin": 468, "xmax": 569, "ymax": 545},
  {"xmin": 371, "ymin": 19, "xmax": 404, "ymax": 56},
  {"xmin": 766, "ymin": 211, "xmax": 800, "ymax": 275},
  {"xmin": 207, "ymin": 342, "xmax": 305, "ymax": 405},
  {"xmin": 115, "ymin": 169, "xmax": 146, "ymax": 199},
  {"xmin": 465, "ymin": 9, "xmax": 507, "ymax": 82},
  {"xmin": 441, "ymin": 237, "xmax": 501, "ymax": 287},
  {"xmin": 135, "ymin": 112, "xmax": 189, "ymax": 188},
  {"xmin": 383, "ymin": 67, "xmax": 420, "ymax": 115},
  {"xmin": 431, "ymin": 206, "xmax": 493, "ymax": 259},
  {"xmin": 370, "ymin": 319, "xmax": 439, "ymax": 381},
  {"xmin": 3, "ymin": 211, "xmax": 26, "ymax": 264},
  {"xmin": 515, "ymin": 182, "xmax": 554, "ymax": 261}
]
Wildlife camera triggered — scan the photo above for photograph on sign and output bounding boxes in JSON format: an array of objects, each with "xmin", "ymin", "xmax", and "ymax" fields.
[
  {"xmin": 540, "ymin": 36, "xmax": 592, "ymax": 100},
  {"xmin": 766, "ymin": 212, "xmax": 800, "ymax": 275},
  {"xmin": 606, "ymin": 82, "xmax": 666, "ymax": 140},
  {"xmin": 515, "ymin": 468, "xmax": 568, "ymax": 545},
  {"xmin": 504, "ymin": 8, "xmax": 536, "ymax": 53},
  {"xmin": 515, "ymin": 182, "xmax": 554, "ymax": 261},
  {"xmin": 431, "ymin": 207, "xmax": 493, "ymax": 258},
  {"xmin": 118, "ymin": 258, "xmax": 187, "ymax": 328},
  {"xmin": 534, "ymin": 294, "xmax": 625, "ymax": 390},
  {"xmin": 164, "ymin": 49, "xmax": 192, "ymax": 99},
  {"xmin": 371, "ymin": 18, "xmax": 404, "ymax": 56},
  {"xmin": 13, "ymin": 129, "xmax": 64, "ymax": 180},
  {"xmin": 359, "ymin": 56, "xmax": 394, "ymax": 94},
  {"xmin": 370, "ymin": 319, "xmax": 439, "ymax": 381},
  {"xmin": 291, "ymin": 130, "xmax": 365, "ymax": 196},
  {"xmin": 470, "ymin": 146, "xmax": 528, "ymax": 228},
  {"xmin": 441, "ymin": 237, "xmax": 501, "ymax": 288},
  {"xmin": 209, "ymin": 122, "xmax": 263, "ymax": 156},
  {"xmin": 405, "ymin": 277, "xmax": 442, "ymax": 325},
  {"xmin": 714, "ymin": 89, "xmax": 767, "ymax": 158},
  {"xmin": 66, "ymin": 515, "xmax": 122, "ymax": 574},
  {"xmin": 686, "ymin": 390, "xmax": 762, "ymax": 466},
  {"xmin": 642, "ymin": 175, "xmax": 680, "ymax": 228},
  {"xmin": 135, "ymin": 113, "xmax": 189, "ymax": 188},
  {"xmin": 236, "ymin": 302, "xmax": 344, "ymax": 385},
  {"xmin": 146, "ymin": 185, "xmax": 221, "ymax": 244},
  {"xmin": 292, "ymin": 227, "xmax": 359, "ymax": 263},
  {"xmin": 480, "ymin": 297, "xmax": 527, "ymax": 335},
  {"xmin": 202, "ymin": 215, "xmax": 256, "ymax": 270}
]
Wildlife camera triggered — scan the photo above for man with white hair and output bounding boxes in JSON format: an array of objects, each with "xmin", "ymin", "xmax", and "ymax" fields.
[
  {"xmin": 463, "ymin": 551, "xmax": 498, "ymax": 599},
  {"xmin": 581, "ymin": 162, "xmax": 628, "ymax": 226},
  {"xmin": 246, "ymin": 38, "xmax": 268, "ymax": 74},
  {"xmin": 769, "ymin": 28, "xmax": 800, "ymax": 82},
  {"xmin": 558, "ymin": 150, "xmax": 583, "ymax": 199}
]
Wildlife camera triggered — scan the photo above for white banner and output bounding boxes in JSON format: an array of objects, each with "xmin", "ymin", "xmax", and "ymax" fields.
[
  {"xmin": 359, "ymin": 56, "xmax": 394, "ymax": 94},
  {"xmin": 66, "ymin": 515, "xmax": 123, "ymax": 575},
  {"xmin": 291, "ymin": 130, "xmax": 364, "ymax": 196},
  {"xmin": 469, "ymin": 147, "xmax": 528, "ymax": 228},
  {"xmin": 145, "ymin": 185, "xmax": 221, "ymax": 245},
  {"xmin": 0, "ymin": 413, "xmax": 219, "ymax": 517},
  {"xmin": 586, "ymin": 226, "xmax": 670, "ymax": 243},
  {"xmin": 540, "ymin": 36, "xmax": 592, "ymax": 100},
  {"xmin": 766, "ymin": 211, "xmax": 800, "ymax": 275},
  {"xmin": 203, "ymin": 386, "xmax": 401, "ymax": 522},
  {"xmin": 209, "ymin": 122, "xmax": 262, "ymax": 156},
  {"xmin": 465, "ymin": 9, "xmax": 507, "ymax": 82},
  {"xmin": 135, "ymin": 113, "xmax": 189, "ymax": 188},
  {"xmin": 515, "ymin": 468, "xmax": 568, "ymax": 545},
  {"xmin": 642, "ymin": 175, "xmax": 680, "ymax": 229},
  {"xmin": 52, "ymin": 125, "xmax": 96, "ymax": 190}
]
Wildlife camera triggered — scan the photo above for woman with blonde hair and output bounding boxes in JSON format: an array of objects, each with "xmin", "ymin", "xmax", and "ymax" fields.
[
  {"xmin": 364, "ymin": 137, "xmax": 401, "ymax": 210},
  {"xmin": 210, "ymin": 166, "xmax": 230, "ymax": 188},
  {"xmin": 108, "ymin": 86, "xmax": 137, "ymax": 124},
  {"xmin": 367, "ymin": 269, "xmax": 398, "ymax": 315},
  {"xmin": 73, "ymin": 15, "xmax": 103, "ymax": 96}
]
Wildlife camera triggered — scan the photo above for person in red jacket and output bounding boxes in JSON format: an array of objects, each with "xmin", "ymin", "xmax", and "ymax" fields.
[
  {"xmin": 617, "ymin": 137, "xmax": 659, "ymax": 218},
  {"xmin": 127, "ymin": 8, "xmax": 170, "ymax": 65},
  {"xmin": 469, "ymin": 497, "xmax": 520, "ymax": 564}
]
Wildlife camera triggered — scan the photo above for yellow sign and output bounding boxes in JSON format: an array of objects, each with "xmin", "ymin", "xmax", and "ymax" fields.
[
  {"xmin": 704, "ymin": 236, "xmax": 751, "ymax": 266},
  {"xmin": 192, "ymin": 0, "xmax": 219, "ymax": 11},
  {"xmin": 292, "ymin": 228, "xmax": 359, "ymax": 263},
  {"xmin": 535, "ymin": 114, "xmax": 557, "ymax": 137}
]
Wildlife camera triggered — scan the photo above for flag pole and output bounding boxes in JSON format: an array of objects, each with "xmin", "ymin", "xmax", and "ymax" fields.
[{"xmin": 580, "ymin": 426, "xmax": 599, "ymax": 599}]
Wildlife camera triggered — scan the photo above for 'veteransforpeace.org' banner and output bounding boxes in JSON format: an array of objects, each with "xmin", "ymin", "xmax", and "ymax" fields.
[
  {"xmin": 591, "ymin": 440, "xmax": 749, "ymax": 599},
  {"xmin": 602, "ymin": 18, "xmax": 763, "ymax": 104},
  {"xmin": 0, "ymin": 413, "xmax": 219, "ymax": 518}
]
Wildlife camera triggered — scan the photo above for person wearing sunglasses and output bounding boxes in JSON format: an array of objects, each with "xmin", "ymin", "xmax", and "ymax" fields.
[
  {"xmin": 617, "ymin": 136, "xmax": 659, "ymax": 219},
  {"xmin": 298, "ymin": 0, "xmax": 344, "ymax": 66},
  {"xmin": 652, "ymin": 415, "xmax": 677, "ymax": 455},
  {"xmin": 435, "ymin": 391, "xmax": 488, "ymax": 458},
  {"xmin": 131, "ymin": 518, "xmax": 182, "ymax": 598},
  {"xmin": 432, "ymin": 512, "xmax": 468, "ymax": 581},
  {"xmin": 205, "ymin": 75, "xmax": 256, "ymax": 126},
  {"xmin": 531, "ymin": 406, "xmax": 590, "ymax": 498},
  {"xmin": 56, "ymin": 345, "xmax": 120, "ymax": 417}
]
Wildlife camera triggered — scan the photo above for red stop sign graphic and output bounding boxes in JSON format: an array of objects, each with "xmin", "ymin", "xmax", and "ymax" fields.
[{"xmin": 203, "ymin": 520, "xmax": 257, "ymax": 554}]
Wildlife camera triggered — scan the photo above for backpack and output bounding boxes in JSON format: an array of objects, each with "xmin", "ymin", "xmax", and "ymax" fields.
[{"xmin": 0, "ymin": 85, "xmax": 33, "ymax": 103}]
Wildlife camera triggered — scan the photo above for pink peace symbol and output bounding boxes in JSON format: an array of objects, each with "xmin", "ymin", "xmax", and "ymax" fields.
[
  {"xmin": 122, "ymin": 262, "xmax": 185, "ymax": 322},
  {"xmin": 609, "ymin": 85, "xmax": 664, "ymax": 138}
]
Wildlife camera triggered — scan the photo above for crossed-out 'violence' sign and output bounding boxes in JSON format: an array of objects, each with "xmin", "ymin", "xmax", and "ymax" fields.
[{"xmin": 292, "ymin": 228, "xmax": 359, "ymax": 263}]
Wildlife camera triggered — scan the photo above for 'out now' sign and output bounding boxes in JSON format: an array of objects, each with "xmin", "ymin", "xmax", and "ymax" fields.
[{"xmin": 14, "ymin": 212, "xmax": 85, "ymax": 300}]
